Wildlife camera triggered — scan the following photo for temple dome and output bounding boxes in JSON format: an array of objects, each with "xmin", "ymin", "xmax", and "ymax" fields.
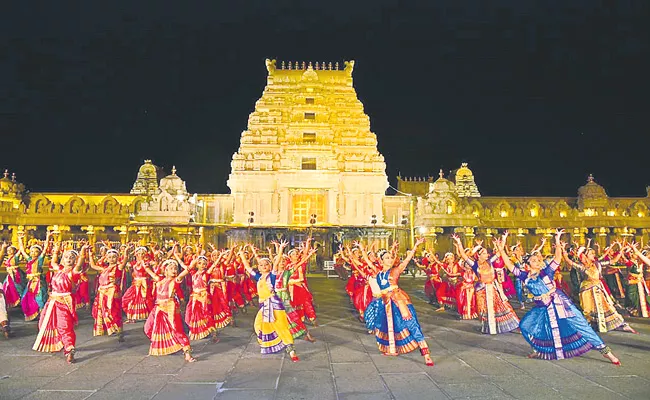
[
  {"xmin": 0, "ymin": 170, "xmax": 24, "ymax": 198},
  {"xmin": 578, "ymin": 174, "xmax": 607, "ymax": 199},
  {"xmin": 455, "ymin": 163, "xmax": 473, "ymax": 178},
  {"xmin": 159, "ymin": 166, "xmax": 188, "ymax": 196},
  {"xmin": 429, "ymin": 169, "xmax": 455, "ymax": 194}
]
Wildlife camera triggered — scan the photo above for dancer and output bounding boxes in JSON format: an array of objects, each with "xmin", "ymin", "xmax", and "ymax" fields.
[
  {"xmin": 563, "ymin": 242, "xmax": 636, "ymax": 334},
  {"xmin": 287, "ymin": 237, "xmax": 318, "ymax": 325},
  {"xmin": 370, "ymin": 238, "xmax": 433, "ymax": 366},
  {"xmin": 207, "ymin": 249, "xmax": 233, "ymax": 328},
  {"xmin": 494, "ymin": 230, "xmax": 621, "ymax": 365},
  {"xmin": 2, "ymin": 241, "xmax": 25, "ymax": 308},
  {"xmin": 142, "ymin": 258, "xmax": 196, "ymax": 362},
  {"xmin": 122, "ymin": 246, "xmax": 154, "ymax": 323},
  {"xmin": 237, "ymin": 245, "xmax": 300, "ymax": 361},
  {"xmin": 452, "ymin": 235, "xmax": 519, "ymax": 335},
  {"xmin": 456, "ymin": 261, "xmax": 478, "ymax": 320},
  {"xmin": 89, "ymin": 246, "xmax": 129, "ymax": 340},
  {"xmin": 624, "ymin": 244, "xmax": 650, "ymax": 318},
  {"xmin": 33, "ymin": 242, "xmax": 88, "ymax": 363},
  {"xmin": 176, "ymin": 253, "xmax": 220, "ymax": 342},
  {"xmin": 265, "ymin": 241, "xmax": 316, "ymax": 342},
  {"xmin": 0, "ymin": 244, "xmax": 11, "ymax": 338},
  {"xmin": 18, "ymin": 232, "xmax": 51, "ymax": 321}
]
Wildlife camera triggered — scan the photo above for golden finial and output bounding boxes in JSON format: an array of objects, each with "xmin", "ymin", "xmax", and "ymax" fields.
[
  {"xmin": 302, "ymin": 61, "xmax": 306, "ymax": 69},
  {"xmin": 587, "ymin": 174, "xmax": 594, "ymax": 183},
  {"xmin": 11, "ymin": 173, "xmax": 16, "ymax": 182},
  {"xmin": 3, "ymin": 169, "xmax": 8, "ymax": 179},
  {"xmin": 315, "ymin": 62, "xmax": 319, "ymax": 70},
  {"xmin": 335, "ymin": 62, "xmax": 339, "ymax": 70},
  {"xmin": 439, "ymin": 169, "xmax": 444, "ymax": 179},
  {"xmin": 281, "ymin": 61, "xmax": 285, "ymax": 69},
  {"xmin": 172, "ymin": 166, "xmax": 177, "ymax": 175},
  {"xmin": 328, "ymin": 62, "xmax": 332, "ymax": 70},
  {"xmin": 288, "ymin": 61, "xmax": 292, "ymax": 70}
]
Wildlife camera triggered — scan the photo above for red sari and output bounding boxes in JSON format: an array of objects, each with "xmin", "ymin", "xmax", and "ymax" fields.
[
  {"xmin": 33, "ymin": 267, "xmax": 79, "ymax": 354},
  {"xmin": 456, "ymin": 269, "xmax": 478, "ymax": 320},
  {"xmin": 352, "ymin": 263, "xmax": 374, "ymax": 319},
  {"xmin": 72, "ymin": 262, "xmax": 90, "ymax": 310},
  {"xmin": 288, "ymin": 261, "xmax": 317, "ymax": 322},
  {"xmin": 144, "ymin": 277, "xmax": 191, "ymax": 356},
  {"xmin": 207, "ymin": 264, "xmax": 233, "ymax": 327},
  {"xmin": 185, "ymin": 270, "xmax": 216, "ymax": 340},
  {"xmin": 224, "ymin": 263, "xmax": 245, "ymax": 309},
  {"xmin": 92, "ymin": 265, "xmax": 123, "ymax": 336},
  {"xmin": 437, "ymin": 263, "xmax": 460, "ymax": 309},
  {"xmin": 122, "ymin": 262, "xmax": 154, "ymax": 321}
]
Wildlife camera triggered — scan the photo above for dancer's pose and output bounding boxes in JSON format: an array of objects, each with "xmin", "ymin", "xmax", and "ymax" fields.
[
  {"xmin": 33, "ymin": 242, "xmax": 87, "ymax": 363},
  {"xmin": 142, "ymin": 259, "xmax": 196, "ymax": 362},
  {"xmin": 238, "ymin": 246, "xmax": 300, "ymax": 362},
  {"xmin": 368, "ymin": 238, "xmax": 433, "ymax": 366},
  {"xmin": 452, "ymin": 235, "xmax": 520, "ymax": 335},
  {"xmin": 495, "ymin": 230, "xmax": 621, "ymax": 365}
]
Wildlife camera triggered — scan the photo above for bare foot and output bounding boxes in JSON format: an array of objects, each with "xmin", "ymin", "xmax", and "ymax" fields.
[
  {"xmin": 424, "ymin": 354, "xmax": 434, "ymax": 366},
  {"xmin": 304, "ymin": 333, "xmax": 316, "ymax": 343},
  {"xmin": 211, "ymin": 335, "xmax": 220, "ymax": 344},
  {"xmin": 603, "ymin": 352, "xmax": 621, "ymax": 366},
  {"xmin": 185, "ymin": 353, "xmax": 196, "ymax": 363},
  {"xmin": 623, "ymin": 325, "xmax": 639, "ymax": 334}
]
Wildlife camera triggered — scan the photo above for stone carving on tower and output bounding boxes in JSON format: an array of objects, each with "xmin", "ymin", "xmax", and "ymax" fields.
[
  {"xmin": 131, "ymin": 160, "xmax": 160, "ymax": 196},
  {"xmin": 0, "ymin": 170, "xmax": 25, "ymax": 212},
  {"xmin": 577, "ymin": 174, "xmax": 608, "ymax": 211},
  {"xmin": 138, "ymin": 166, "xmax": 193, "ymax": 223},
  {"xmin": 451, "ymin": 163, "xmax": 481, "ymax": 198},
  {"xmin": 227, "ymin": 59, "xmax": 388, "ymax": 226}
]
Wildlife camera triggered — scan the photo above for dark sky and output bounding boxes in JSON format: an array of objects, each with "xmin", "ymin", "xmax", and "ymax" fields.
[{"xmin": 2, "ymin": 2, "xmax": 649, "ymax": 197}]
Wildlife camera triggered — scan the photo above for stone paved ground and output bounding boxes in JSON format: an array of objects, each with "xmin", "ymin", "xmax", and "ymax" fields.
[{"xmin": 1, "ymin": 276, "xmax": 650, "ymax": 400}]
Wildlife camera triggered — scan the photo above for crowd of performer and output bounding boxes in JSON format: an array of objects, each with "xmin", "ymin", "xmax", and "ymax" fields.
[
  {"xmin": 0, "ymin": 234, "xmax": 319, "ymax": 364},
  {"xmin": 336, "ymin": 230, "xmax": 650, "ymax": 366},
  {"xmin": 1, "ymin": 228, "xmax": 649, "ymax": 368}
]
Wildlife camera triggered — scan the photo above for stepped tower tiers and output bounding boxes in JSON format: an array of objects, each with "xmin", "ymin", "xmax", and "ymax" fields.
[{"xmin": 227, "ymin": 59, "xmax": 389, "ymax": 226}]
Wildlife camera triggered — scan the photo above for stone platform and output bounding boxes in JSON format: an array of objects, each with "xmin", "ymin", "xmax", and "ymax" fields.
[{"xmin": 1, "ymin": 276, "xmax": 649, "ymax": 400}]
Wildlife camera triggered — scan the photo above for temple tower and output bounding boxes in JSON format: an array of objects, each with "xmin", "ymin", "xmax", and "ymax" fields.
[{"xmin": 227, "ymin": 59, "xmax": 388, "ymax": 226}]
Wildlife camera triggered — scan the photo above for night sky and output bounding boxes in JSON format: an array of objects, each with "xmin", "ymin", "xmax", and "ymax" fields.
[{"xmin": 3, "ymin": 2, "xmax": 649, "ymax": 197}]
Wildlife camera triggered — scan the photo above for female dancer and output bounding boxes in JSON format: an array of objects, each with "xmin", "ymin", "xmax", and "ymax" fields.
[
  {"xmin": 456, "ymin": 261, "xmax": 478, "ymax": 320},
  {"xmin": 563, "ymin": 243, "xmax": 636, "ymax": 334},
  {"xmin": 0, "ymin": 243, "xmax": 11, "ymax": 338},
  {"xmin": 624, "ymin": 244, "xmax": 650, "ymax": 318},
  {"xmin": 207, "ymin": 249, "xmax": 233, "ymax": 328},
  {"xmin": 265, "ymin": 241, "xmax": 316, "ymax": 342},
  {"xmin": 89, "ymin": 246, "xmax": 129, "ymax": 340},
  {"xmin": 434, "ymin": 252, "xmax": 460, "ymax": 311},
  {"xmin": 122, "ymin": 246, "xmax": 154, "ymax": 323},
  {"xmin": 2, "ymin": 242, "xmax": 25, "ymax": 308},
  {"xmin": 287, "ymin": 238, "xmax": 318, "ymax": 325},
  {"xmin": 176, "ymin": 253, "xmax": 219, "ymax": 342},
  {"xmin": 237, "ymin": 245, "xmax": 300, "ymax": 362},
  {"xmin": 142, "ymin": 258, "xmax": 195, "ymax": 362},
  {"xmin": 494, "ymin": 230, "xmax": 621, "ymax": 365},
  {"xmin": 370, "ymin": 238, "xmax": 433, "ymax": 365},
  {"xmin": 33, "ymin": 242, "xmax": 88, "ymax": 363},
  {"xmin": 452, "ymin": 235, "xmax": 519, "ymax": 335},
  {"xmin": 18, "ymin": 232, "xmax": 51, "ymax": 321}
]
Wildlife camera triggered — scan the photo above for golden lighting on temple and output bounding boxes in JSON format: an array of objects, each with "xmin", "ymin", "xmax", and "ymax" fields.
[{"xmin": 584, "ymin": 208, "xmax": 596, "ymax": 217}]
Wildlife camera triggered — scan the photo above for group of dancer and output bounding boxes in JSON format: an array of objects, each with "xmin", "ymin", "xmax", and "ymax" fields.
[
  {"xmin": 0, "ymin": 234, "xmax": 319, "ymax": 364},
  {"xmin": 338, "ymin": 229, "xmax": 650, "ymax": 366},
  {"xmin": 2, "ymin": 229, "xmax": 648, "ymax": 368}
]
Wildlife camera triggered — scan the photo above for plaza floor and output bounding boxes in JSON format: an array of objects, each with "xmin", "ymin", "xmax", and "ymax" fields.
[{"xmin": 1, "ymin": 276, "xmax": 650, "ymax": 400}]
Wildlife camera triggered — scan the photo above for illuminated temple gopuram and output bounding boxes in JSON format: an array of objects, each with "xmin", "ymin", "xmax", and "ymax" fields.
[{"xmin": 1, "ymin": 60, "xmax": 649, "ymax": 257}]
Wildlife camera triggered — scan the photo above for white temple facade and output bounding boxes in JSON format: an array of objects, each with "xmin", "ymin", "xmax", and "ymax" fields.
[{"xmin": 226, "ymin": 60, "xmax": 389, "ymax": 227}]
